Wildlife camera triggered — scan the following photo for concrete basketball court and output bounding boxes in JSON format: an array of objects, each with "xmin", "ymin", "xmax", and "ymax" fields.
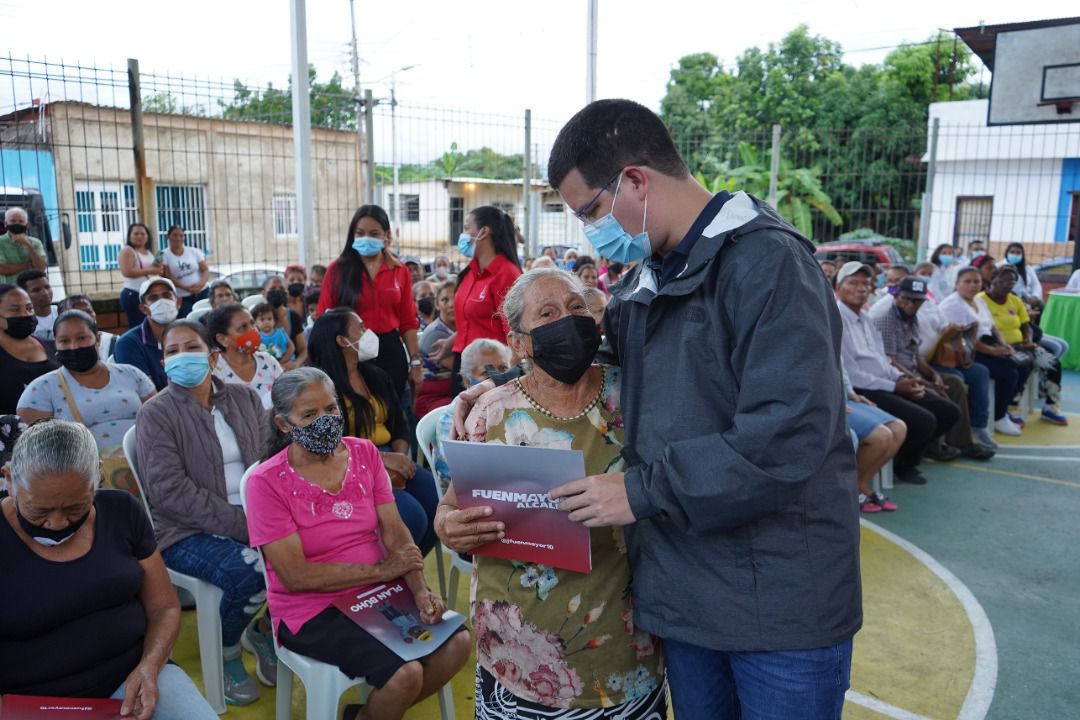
[{"xmin": 172, "ymin": 370, "xmax": 1080, "ymax": 719}]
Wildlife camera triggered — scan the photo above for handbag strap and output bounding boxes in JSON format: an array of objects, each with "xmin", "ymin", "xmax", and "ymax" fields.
[{"xmin": 54, "ymin": 369, "xmax": 85, "ymax": 424}]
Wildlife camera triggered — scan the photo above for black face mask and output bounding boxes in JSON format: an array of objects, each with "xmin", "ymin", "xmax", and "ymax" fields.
[
  {"xmin": 57, "ymin": 345, "xmax": 100, "ymax": 373},
  {"xmin": 6, "ymin": 223, "xmax": 28, "ymax": 235},
  {"xmin": 287, "ymin": 283, "xmax": 305, "ymax": 297},
  {"xmin": 266, "ymin": 290, "xmax": 287, "ymax": 308},
  {"xmin": 417, "ymin": 297, "xmax": 435, "ymax": 316},
  {"xmin": 3, "ymin": 315, "xmax": 38, "ymax": 339},
  {"xmin": 15, "ymin": 498, "xmax": 92, "ymax": 546},
  {"xmin": 528, "ymin": 314, "xmax": 601, "ymax": 385}
]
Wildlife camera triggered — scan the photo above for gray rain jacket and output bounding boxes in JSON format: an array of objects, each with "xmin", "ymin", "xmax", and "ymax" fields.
[{"xmin": 600, "ymin": 192, "xmax": 862, "ymax": 652}]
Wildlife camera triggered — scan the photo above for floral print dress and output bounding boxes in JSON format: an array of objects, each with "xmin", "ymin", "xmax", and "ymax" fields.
[
  {"xmin": 464, "ymin": 365, "xmax": 665, "ymax": 718},
  {"xmin": 211, "ymin": 351, "xmax": 282, "ymax": 409}
]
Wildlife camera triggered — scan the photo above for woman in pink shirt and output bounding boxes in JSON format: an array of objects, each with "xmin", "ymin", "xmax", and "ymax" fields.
[{"xmin": 245, "ymin": 367, "xmax": 469, "ymax": 720}]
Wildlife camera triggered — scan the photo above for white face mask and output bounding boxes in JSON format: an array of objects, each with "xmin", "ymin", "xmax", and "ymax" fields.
[
  {"xmin": 347, "ymin": 329, "xmax": 380, "ymax": 362},
  {"xmin": 148, "ymin": 298, "xmax": 179, "ymax": 325},
  {"xmin": 435, "ymin": 266, "xmax": 449, "ymax": 280}
]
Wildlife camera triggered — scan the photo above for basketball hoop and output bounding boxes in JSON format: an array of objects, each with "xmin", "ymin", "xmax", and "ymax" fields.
[{"xmin": 1037, "ymin": 97, "xmax": 1080, "ymax": 115}]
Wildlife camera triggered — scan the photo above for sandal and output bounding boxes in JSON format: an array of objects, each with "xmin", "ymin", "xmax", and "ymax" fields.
[
  {"xmin": 869, "ymin": 491, "xmax": 898, "ymax": 512},
  {"xmin": 859, "ymin": 493, "xmax": 882, "ymax": 514}
]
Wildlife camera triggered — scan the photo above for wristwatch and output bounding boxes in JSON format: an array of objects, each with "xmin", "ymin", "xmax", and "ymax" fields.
[{"xmin": 409, "ymin": 358, "xmax": 422, "ymax": 368}]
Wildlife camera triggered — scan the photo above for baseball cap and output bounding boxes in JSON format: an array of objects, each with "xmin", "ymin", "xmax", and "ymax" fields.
[
  {"xmin": 138, "ymin": 277, "xmax": 176, "ymax": 302},
  {"xmin": 835, "ymin": 261, "xmax": 874, "ymax": 285},
  {"xmin": 402, "ymin": 255, "xmax": 422, "ymax": 267},
  {"xmin": 897, "ymin": 276, "xmax": 929, "ymax": 300}
]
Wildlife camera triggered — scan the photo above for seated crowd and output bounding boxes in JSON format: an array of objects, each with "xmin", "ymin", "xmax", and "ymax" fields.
[{"xmin": 1, "ymin": 194, "xmax": 1072, "ymax": 717}]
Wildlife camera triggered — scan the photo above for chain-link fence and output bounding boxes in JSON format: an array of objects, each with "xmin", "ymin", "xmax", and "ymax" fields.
[{"xmin": 2, "ymin": 54, "xmax": 1077, "ymax": 306}]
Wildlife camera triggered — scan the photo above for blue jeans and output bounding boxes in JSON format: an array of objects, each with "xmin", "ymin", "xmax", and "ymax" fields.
[
  {"xmin": 935, "ymin": 362, "xmax": 990, "ymax": 429},
  {"xmin": 974, "ymin": 353, "xmax": 1030, "ymax": 421},
  {"xmin": 161, "ymin": 533, "xmax": 266, "ymax": 647},
  {"xmin": 664, "ymin": 638, "xmax": 852, "ymax": 720},
  {"xmin": 393, "ymin": 465, "xmax": 439, "ymax": 556},
  {"xmin": 110, "ymin": 663, "xmax": 217, "ymax": 719},
  {"xmin": 120, "ymin": 287, "xmax": 144, "ymax": 329}
]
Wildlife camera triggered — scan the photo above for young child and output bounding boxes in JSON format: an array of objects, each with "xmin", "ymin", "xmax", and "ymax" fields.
[{"xmin": 251, "ymin": 302, "xmax": 294, "ymax": 362}]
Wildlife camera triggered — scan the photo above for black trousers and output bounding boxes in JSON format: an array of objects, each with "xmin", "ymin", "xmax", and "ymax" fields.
[
  {"xmin": 856, "ymin": 387, "xmax": 961, "ymax": 473},
  {"xmin": 374, "ymin": 329, "xmax": 408, "ymax": 400}
]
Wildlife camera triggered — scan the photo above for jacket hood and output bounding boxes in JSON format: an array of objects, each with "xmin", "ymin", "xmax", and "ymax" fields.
[{"xmin": 616, "ymin": 192, "xmax": 813, "ymax": 301}]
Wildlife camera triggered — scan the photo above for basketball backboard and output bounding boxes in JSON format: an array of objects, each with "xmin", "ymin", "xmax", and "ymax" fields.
[{"xmin": 956, "ymin": 17, "xmax": 1080, "ymax": 126}]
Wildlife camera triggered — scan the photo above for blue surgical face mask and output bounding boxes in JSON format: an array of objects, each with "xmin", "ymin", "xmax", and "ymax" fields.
[
  {"xmin": 457, "ymin": 232, "xmax": 475, "ymax": 258},
  {"xmin": 164, "ymin": 352, "xmax": 211, "ymax": 388},
  {"xmin": 581, "ymin": 173, "xmax": 651, "ymax": 264},
  {"xmin": 1006, "ymin": 253, "xmax": 1023, "ymax": 265},
  {"xmin": 939, "ymin": 255, "xmax": 955, "ymax": 267},
  {"xmin": 875, "ymin": 274, "xmax": 886, "ymax": 289},
  {"xmin": 971, "ymin": 250, "xmax": 986, "ymax": 260},
  {"xmin": 352, "ymin": 237, "xmax": 384, "ymax": 257}
]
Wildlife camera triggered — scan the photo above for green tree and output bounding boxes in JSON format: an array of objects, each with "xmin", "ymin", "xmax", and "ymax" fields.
[
  {"xmin": 219, "ymin": 65, "xmax": 356, "ymax": 130},
  {"xmin": 698, "ymin": 142, "xmax": 840, "ymax": 240}
]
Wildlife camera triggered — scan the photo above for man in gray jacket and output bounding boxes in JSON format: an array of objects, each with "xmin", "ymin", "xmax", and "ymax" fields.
[{"xmin": 547, "ymin": 100, "xmax": 861, "ymax": 719}]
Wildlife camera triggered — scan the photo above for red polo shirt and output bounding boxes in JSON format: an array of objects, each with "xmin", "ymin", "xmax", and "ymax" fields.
[
  {"xmin": 317, "ymin": 258, "xmax": 419, "ymax": 334},
  {"xmin": 452, "ymin": 254, "xmax": 522, "ymax": 352}
]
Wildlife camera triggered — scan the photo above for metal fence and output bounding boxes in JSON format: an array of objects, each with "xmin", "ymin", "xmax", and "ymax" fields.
[{"xmin": 1, "ymin": 54, "xmax": 1077, "ymax": 303}]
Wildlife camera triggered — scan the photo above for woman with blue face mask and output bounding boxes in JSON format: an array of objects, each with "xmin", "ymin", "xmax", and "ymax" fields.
[
  {"xmin": 134, "ymin": 319, "xmax": 278, "ymax": 705},
  {"xmin": 928, "ymin": 244, "xmax": 959, "ymax": 302},
  {"xmin": 316, "ymin": 205, "xmax": 422, "ymax": 399},
  {"xmin": 442, "ymin": 206, "xmax": 522, "ymax": 396}
]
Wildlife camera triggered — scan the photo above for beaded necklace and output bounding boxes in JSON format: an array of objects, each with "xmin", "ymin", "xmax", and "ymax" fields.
[{"xmin": 514, "ymin": 370, "xmax": 605, "ymax": 422}]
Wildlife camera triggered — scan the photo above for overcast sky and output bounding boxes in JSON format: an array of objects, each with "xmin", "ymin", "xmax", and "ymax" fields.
[{"xmin": 3, "ymin": 0, "xmax": 1078, "ymax": 125}]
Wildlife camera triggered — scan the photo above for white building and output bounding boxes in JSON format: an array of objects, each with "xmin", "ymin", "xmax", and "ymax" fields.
[
  {"xmin": 382, "ymin": 176, "xmax": 584, "ymax": 260},
  {"xmin": 925, "ymin": 99, "xmax": 1080, "ymax": 258}
]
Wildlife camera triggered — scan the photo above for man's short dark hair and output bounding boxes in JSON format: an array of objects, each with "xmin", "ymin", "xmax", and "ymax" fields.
[
  {"xmin": 15, "ymin": 269, "xmax": 47, "ymax": 289},
  {"xmin": 59, "ymin": 293, "xmax": 93, "ymax": 312},
  {"xmin": 548, "ymin": 99, "xmax": 689, "ymax": 190}
]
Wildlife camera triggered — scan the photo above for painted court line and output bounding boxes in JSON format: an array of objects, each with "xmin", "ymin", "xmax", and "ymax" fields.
[
  {"xmin": 846, "ymin": 690, "xmax": 932, "ymax": 720},
  {"xmin": 952, "ymin": 462, "xmax": 1080, "ymax": 490},
  {"xmin": 860, "ymin": 520, "xmax": 998, "ymax": 720},
  {"xmin": 991, "ymin": 454, "xmax": 1080, "ymax": 462}
]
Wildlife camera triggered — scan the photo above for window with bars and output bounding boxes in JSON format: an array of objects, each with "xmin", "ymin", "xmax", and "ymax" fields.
[
  {"xmin": 273, "ymin": 193, "xmax": 298, "ymax": 237},
  {"xmin": 156, "ymin": 185, "xmax": 209, "ymax": 254},
  {"xmin": 953, "ymin": 196, "xmax": 993, "ymax": 247},
  {"xmin": 388, "ymin": 193, "xmax": 421, "ymax": 222}
]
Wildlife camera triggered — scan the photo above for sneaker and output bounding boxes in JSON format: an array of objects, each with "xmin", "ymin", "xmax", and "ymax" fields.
[
  {"xmin": 994, "ymin": 417, "xmax": 1022, "ymax": 436},
  {"xmin": 242, "ymin": 623, "xmax": 278, "ymax": 687},
  {"xmin": 898, "ymin": 468, "xmax": 928, "ymax": 485},
  {"xmin": 223, "ymin": 655, "xmax": 260, "ymax": 706},
  {"xmin": 1041, "ymin": 407, "xmax": 1069, "ymax": 426},
  {"xmin": 961, "ymin": 444, "xmax": 995, "ymax": 460},
  {"xmin": 859, "ymin": 493, "xmax": 882, "ymax": 513},
  {"xmin": 1008, "ymin": 413, "xmax": 1026, "ymax": 427},
  {"xmin": 869, "ymin": 491, "xmax": 898, "ymax": 511},
  {"xmin": 973, "ymin": 427, "xmax": 998, "ymax": 449}
]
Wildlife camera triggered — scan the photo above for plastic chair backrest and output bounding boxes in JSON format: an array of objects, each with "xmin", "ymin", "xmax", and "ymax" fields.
[
  {"xmin": 121, "ymin": 426, "xmax": 155, "ymax": 531},
  {"xmin": 186, "ymin": 307, "xmax": 210, "ymax": 323},
  {"xmin": 192, "ymin": 298, "xmax": 212, "ymax": 312},
  {"xmin": 415, "ymin": 404, "xmax": 451, "ymax": 500},
  {"xmin": 239, "ymin": 461, "xmax": 281, "ymax": 641},
  {"xmin": 241, "ymin": 294, "xmax": 263, "ymax": 309}
]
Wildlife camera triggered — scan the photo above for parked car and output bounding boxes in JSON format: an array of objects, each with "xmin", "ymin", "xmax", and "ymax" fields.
[
  {"xmin": 814, "ymin": 241, "xmax": 904, "ymax": 268},
  {"xmin": 208, "ymin": 262, "xmax": 282, "ymax": 296},
  {"xmin": 1034, "ymin": 256, "xmax": 1078, "ymax": 299}
]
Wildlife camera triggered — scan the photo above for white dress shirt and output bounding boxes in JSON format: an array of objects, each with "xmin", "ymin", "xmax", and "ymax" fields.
[{"xmin": 837, "ymin": 301, "xmax": 901, "ymax": 392}]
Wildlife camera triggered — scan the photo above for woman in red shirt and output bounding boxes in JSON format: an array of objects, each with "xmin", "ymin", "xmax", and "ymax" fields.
[
  {"xmin": 317, "ymin": 205, "xmax": 421, "ymax": 398},
  {"xmin": 447, "ymin": 206, "xmax": 522, "ymax": 394}
]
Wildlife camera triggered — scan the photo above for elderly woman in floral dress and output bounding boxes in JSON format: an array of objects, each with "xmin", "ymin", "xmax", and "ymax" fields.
[{"xmin": 435, "ymin": 268, "xmax": 665, "ymax": 719}]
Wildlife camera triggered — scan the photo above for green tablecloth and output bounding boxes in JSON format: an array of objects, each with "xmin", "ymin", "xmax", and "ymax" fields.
[{"xmin": 1041, "ymin": 291, "xmax": 1080, "ymax": 371}]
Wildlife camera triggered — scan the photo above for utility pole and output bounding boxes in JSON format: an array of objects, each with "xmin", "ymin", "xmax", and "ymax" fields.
[
  {"xmin": 290, "ymin": 0, "xmax": 314, "ymax": 266},
  {"xmin": 586, "ymin": 0, "xmax": 598, "ymax": 104},
  {"xmin": 349, "ymin": 0, "xmax": 370, "ymax": 203}
]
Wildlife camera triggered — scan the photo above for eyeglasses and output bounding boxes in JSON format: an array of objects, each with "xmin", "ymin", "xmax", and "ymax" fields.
[{"xmin": 572, "ymin": 170, "xmax": 623, "ymax": 222}]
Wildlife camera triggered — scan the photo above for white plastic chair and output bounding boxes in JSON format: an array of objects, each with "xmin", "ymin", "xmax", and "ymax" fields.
[
  {"xmin": 240, "ymin": 461, "xmax": 456, "ymax": 720},
  {"xmin": 415, "ymin": 404, "xmax": 474, "ymax": 611},
  {"xmin": 239, "ymin": 463, "xmax": 370, "ymax": 720},
  {"xmin": 241, "ymin": 294, "xmax": 264, "ymax": 309},
  {"xmin": 187, "ymin": 307, "xmax": 211, "ymax": 323},
  {"xmin": 122, "ymin": 427, "xmax": 227, "ymax": 714},
  {"xmin": 192, "ymin": 298, "xmax": 212, "ymax": 312}
]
